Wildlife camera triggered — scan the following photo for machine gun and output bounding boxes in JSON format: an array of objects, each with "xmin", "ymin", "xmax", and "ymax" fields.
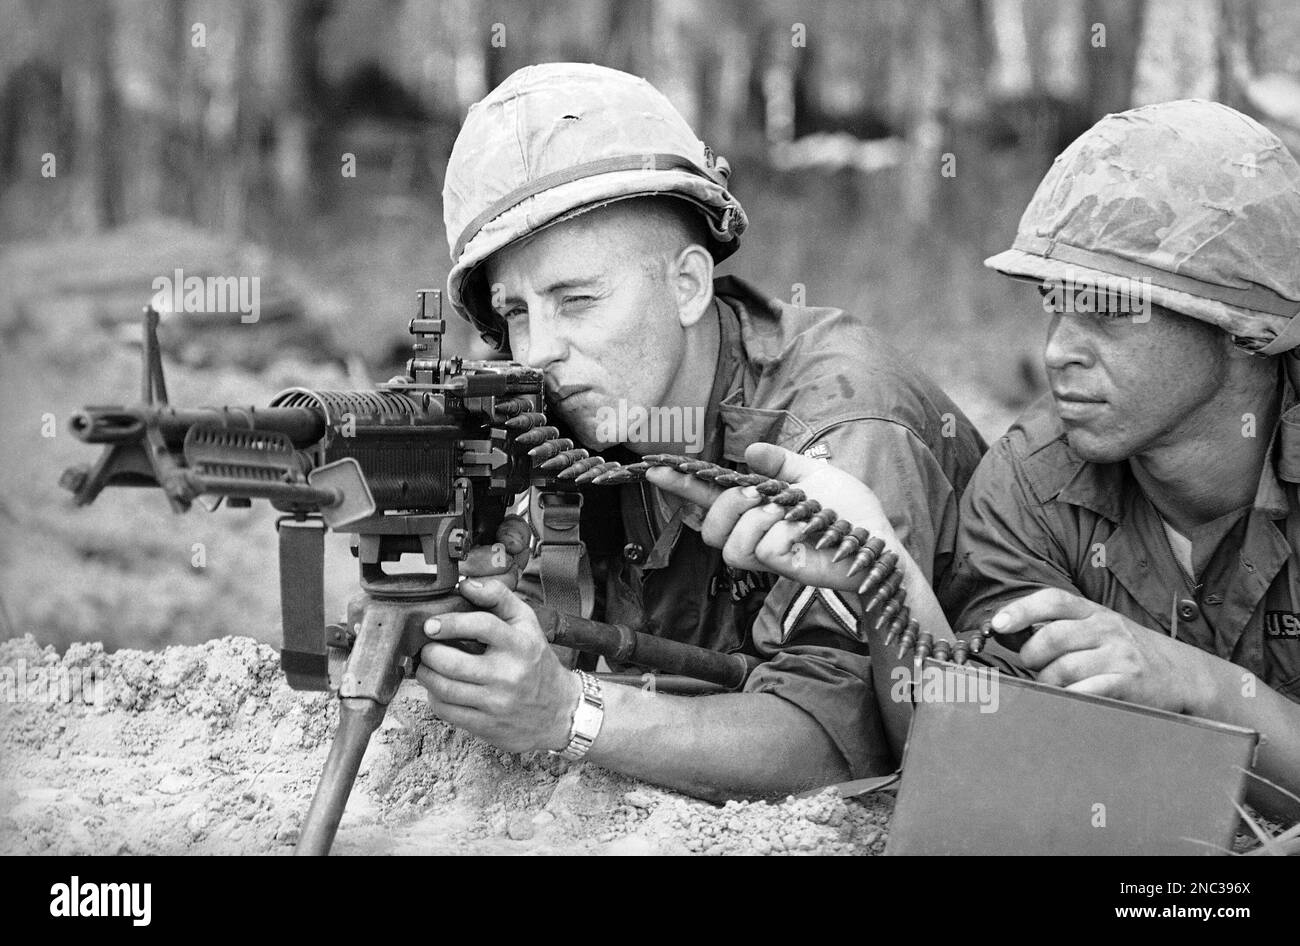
[{"xmin": 59, "ymin": 290, "xmax": 759, "ymax": 855}]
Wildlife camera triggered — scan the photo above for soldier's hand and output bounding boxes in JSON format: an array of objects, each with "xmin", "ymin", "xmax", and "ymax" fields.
[
  {"xmin": 646, "ymin": 442, "xmax": 899, "ymax": 592},
  {"xmin": 456, "ymin": 515, "xmax": 532, "ymax": 591},
  {"xmin": 416, "ymin": 577, "xmax": 580, "ymax": 753},
  {"xmin": 991, "ymin": 588, "xmax": 1216, "ymax": 714}
]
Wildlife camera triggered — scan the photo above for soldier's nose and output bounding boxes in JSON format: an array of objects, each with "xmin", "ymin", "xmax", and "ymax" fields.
[{"xmin": 1043, "ymin": 314, "xmax": 1095, "ymax": 371}]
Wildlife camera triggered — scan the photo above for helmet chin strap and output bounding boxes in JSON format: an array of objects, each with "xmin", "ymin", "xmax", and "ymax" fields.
[{"xmin": 1257, "ymin": 314, "xmax": 1300, "ymax": 357}]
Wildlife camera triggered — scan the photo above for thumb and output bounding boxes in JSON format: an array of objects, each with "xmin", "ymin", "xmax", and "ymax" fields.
[
  {"xmin": 460, "ymin": 543, "xmax": 513, "ymax": 575},
  {"xmin": 744, "ymin": 442, "xmax": 821, "ymax": 482},
  {"xmin": 458, "ymin": 577, "xmax": 535, "ymax": 627}
]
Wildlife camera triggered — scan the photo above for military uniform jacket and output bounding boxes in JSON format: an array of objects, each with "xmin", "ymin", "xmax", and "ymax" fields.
[
  {"xmin": 574, "ymin": 276, "xmax": 985, "ymax": 776},
  {"xmin": 943, "ymin": 393, "xmax": 1300, "ymax": 703}
]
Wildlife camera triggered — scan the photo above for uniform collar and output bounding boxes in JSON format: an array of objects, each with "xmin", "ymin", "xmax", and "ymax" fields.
[
  {"xmin": 700, "ymin": 294, "xmax": 744, "ymax": 464},
  {"xmin": 710, "ymin": 286, "xmax": 820, "ymax": 461},
  {"xmin": 640, "ymin": 295, "xmax": 740, "ymax": 564}
]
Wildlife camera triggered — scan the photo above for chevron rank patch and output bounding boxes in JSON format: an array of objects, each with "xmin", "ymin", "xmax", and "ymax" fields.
[{"xmin": 781, "ymin": 586, "xmax": 863, "ymax": 643}]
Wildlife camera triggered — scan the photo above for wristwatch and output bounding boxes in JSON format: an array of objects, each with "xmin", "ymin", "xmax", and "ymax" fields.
[{"xmin": 552, "ymin": 669, "xmax": 604, "ymax": 761}]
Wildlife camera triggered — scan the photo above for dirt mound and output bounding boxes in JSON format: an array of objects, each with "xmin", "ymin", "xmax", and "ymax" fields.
[{"xmin": 0, "ymin": 634, "xmax": 893, "ymax": 855}]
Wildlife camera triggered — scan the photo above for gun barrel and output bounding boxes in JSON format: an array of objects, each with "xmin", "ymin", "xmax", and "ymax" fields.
[{"xmin": 69, "ymin": 405, "xmax": 326, "ymax": 447}]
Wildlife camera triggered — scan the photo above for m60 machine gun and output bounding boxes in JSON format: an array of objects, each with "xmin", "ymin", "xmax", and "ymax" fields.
[{"xmin": 60, "ymin": 290, "xmax": 759, "ymax": 854}]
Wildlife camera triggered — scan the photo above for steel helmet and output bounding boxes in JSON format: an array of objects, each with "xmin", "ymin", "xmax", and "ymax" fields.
[
  {"xmin": 986, "ymin": 99, "xmax": 1300, "ymax": 353},
  {"xmin": 442, "ymin": 62, "xmax": 747, "ymax": 350}
]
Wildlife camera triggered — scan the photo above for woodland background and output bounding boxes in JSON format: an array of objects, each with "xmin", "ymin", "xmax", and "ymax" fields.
[{"xmin": 2, "ymin": 0, "xmax": 1299, "ymax": 650}]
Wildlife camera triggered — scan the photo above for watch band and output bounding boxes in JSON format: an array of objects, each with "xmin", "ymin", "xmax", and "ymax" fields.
[{"xmin": 552, "ymin": 669, "xmax": 604, "ymax": 761}]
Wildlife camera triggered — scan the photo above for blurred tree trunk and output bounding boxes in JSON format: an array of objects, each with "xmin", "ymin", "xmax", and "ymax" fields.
[
  {"xmin": 650, "ymin": 0, "xmax": 701, "ymax": 129},
  {"xmin": 266, "ymin": 0, "xmax": 327, "ymax": 217},
  {"xmin": 761, "ymin": 20, "xmax": 796, "ymax": 145},
  {"xmin": 220, "ymin": 0, "xmax": 259, "ymax": 234},
  {"xmin": 1027, "ymin": 0, "xmax": 1086, "ymax": 101},
  {"xmin": 901, "ymin": 0, "xmax": 945, "ymax": 225},
  {"xmin": 1218, "ymin": 0, "xmax": 1259, "ymax": 109},
  {"xmin": 988, "ymin": 0, "xmax": 1033, "ymax": 97},
  {"xmin": 711, "ymin": 3, "xmax": 754, "ymax": 155},
  {"xmin": 169, "ymin": 0, "xmax": 199, "ymax": 222},
  {"xmin": 91, "ymin": 1, "xmax": 124, "ymax": 228},
  {"xmin": 1082, "ymin": 0, "xmax": 1147, "ymax": 114},
  {"xmin": 448, "ymin": 0, "xmax": 487, "ymax": 116},
  {"xmin": 1218, "ymin": 0, "xmax": 1300, "ymax": 153},
  {"xmin": 1132, "ymin": 0, "xmax": 1218, "ymax": 103},
  {"xmin": 606, "ymin": 0, "xmax": 653, "ymax": 76}
]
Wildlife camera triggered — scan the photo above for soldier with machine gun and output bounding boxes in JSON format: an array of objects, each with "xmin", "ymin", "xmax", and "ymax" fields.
[{"xmin": 419, "ymin": 62, "xmax": 985, "ymax": 798}]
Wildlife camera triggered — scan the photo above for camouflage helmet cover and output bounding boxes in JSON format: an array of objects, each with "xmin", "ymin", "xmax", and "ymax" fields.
[
  {"xmin": 986, "ymin": 99, "xmax": 1300, "ymax": 353},
  {"xmin": 443, "ymin": 62, "xmax": 748, "ymax": 350}
]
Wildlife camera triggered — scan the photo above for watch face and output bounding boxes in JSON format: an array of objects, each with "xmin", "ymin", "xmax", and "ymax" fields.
[{"xmin": 573, "ymin": 698, "xmax": 602, "ymax": 735}]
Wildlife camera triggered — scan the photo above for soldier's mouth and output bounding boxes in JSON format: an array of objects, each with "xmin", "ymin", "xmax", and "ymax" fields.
[
  {"xmin": 1053, "ymin": 394, "xmax": 1106, "ymax": 422},
  {"xmin": 549, "ymin": 385, "xmax": 592, "ymax": 405}
]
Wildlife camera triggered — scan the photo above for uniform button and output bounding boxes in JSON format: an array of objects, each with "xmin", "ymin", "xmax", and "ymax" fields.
[
  {"xmin": 622, "ymin": 542, "xmax": 646, "ymax": 563},
  {"xmin": 1177, "ymin": 599, "xmax": 1199, "ymax": 622}
]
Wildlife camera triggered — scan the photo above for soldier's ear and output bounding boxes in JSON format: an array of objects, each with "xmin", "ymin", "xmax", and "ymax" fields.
[{"xmin": 673, "ymin": 242, "xmax": 714, "ymax": 329}]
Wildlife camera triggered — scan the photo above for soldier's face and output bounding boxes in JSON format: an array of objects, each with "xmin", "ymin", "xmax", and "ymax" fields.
[
  {"xmin": 484, "ymin": 211, "xmax": 687, "ymax": 450},
  {"xmin": 1041, "ymin": 294, "xmax": 1231, "ymax": 463}
]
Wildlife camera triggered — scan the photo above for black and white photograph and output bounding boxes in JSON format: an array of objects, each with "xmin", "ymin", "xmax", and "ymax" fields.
[{"xmin": 1, "ymin": 0, "xmax": 1297, "ymax": 891}]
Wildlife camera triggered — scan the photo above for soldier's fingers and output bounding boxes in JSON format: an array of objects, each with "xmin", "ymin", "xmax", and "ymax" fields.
[
  {"xmin": 1034, "ymin": 644, "xmax": 1112, "ymax": 688},
  {"xmin": 460, "ymin": 543, "xmax": 519, "ymax": 578},
  {"xmin": 427, "ymin": 608, "xmax": 510, "ymax": 649},
  {"xmin": 645, "ymin": 467, "xmax": 723, "ymax": 509},
  {"xmin": 456, "ymin": 578, "xmax": 539, "ymax": 632},
  {"xmin": 415, "ymin": 665, "xmax": 487, "ymax": 708},
  {"xmin": 721, "ymin": 502, "xmax": 786, "ymax": 569},
  {"xmin": 1019, "ymin": 619, "xmax": 1106, "ymax": 670},
  {"xmin": 752, "ymin": 516, "xmax": 811, "ymax": 564},
  {"xmin": 1062, "ymin": 674, "xmax": 1127, "ymax": 700},
  {"xmin": 700, "ymin": 486, "xmax": 765, "ymax": 548},
  {"xmin": 422, "ymin": 691, "xmax": 490, "ymax": 731},
  {"xmin": 420, "ymin": 641, "xmax": 493, "ymax": 684},
  {"xmin": 991, "ymin": 588, "xmax": 1095, "ymax": 637}
]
